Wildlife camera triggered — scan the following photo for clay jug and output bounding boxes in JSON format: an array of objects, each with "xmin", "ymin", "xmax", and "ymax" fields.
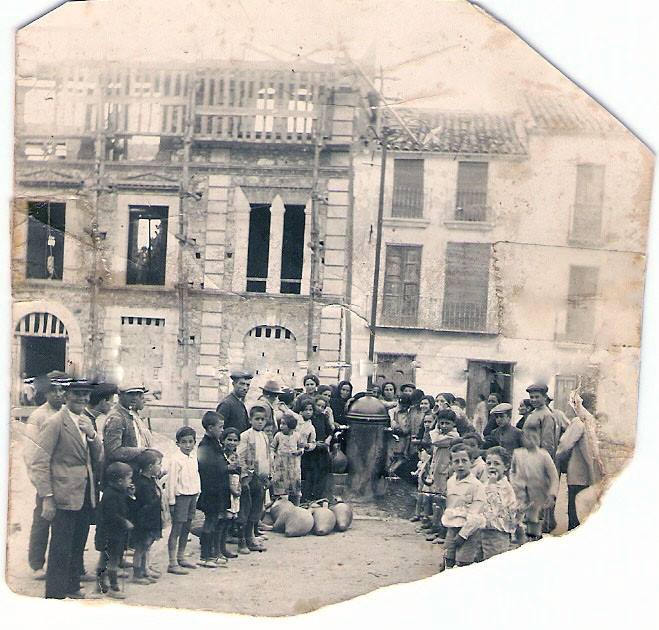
[{"xmin": 330, "ymin": 443, "xmax": 348, "ymax": 474}]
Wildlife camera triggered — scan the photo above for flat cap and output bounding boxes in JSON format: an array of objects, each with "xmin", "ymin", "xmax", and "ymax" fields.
[
  {"xmin": 526, "ymin": 383, "xmax": 549, "ymax": 394},
  {"xmin": 119, "ymin": 385, "xmax": 149, "ymax": 394},
  {"xmin": 230, "ymin": 370, "xmax": 253, "ymax": 381},
  {"xmin": 491, "ymin": 402, "xmax": 513, "ymax": 414},
  {"xmin": 400, "ymin": 383, "xmax": 416, "ymax": 390}
]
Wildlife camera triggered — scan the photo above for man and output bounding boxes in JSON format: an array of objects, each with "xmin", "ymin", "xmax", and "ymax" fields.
[
  {"xmin": 23, "ymin": 371, "xmax": 71, "ymax": 580},
  {"xmin": 103, "ymin": 385, "xmax": 152, "ymax": 469},
  {"xmin": 83, "ymin": 382, "xmax": 118, "ymax": 438},
  {"xmin": 524, "ymin": 384, "xmax": 560, "ymax": 459},
  {"xmin": 31, "ymin": 380, "xmax": 103, "ymax": 599},
  {"xmin": 255, "ymin": 379, "xmax": 282, "ymax": 441},
  {"xmin": 216, "ymin": 371, "xmax": 253, "ymax": 434}
]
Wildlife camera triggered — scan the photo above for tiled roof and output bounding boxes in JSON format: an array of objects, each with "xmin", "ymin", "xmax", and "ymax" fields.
[
  {"xmin": 525, "ymin": 93, "xmax": 620, "ymax": 133},
  {"xmin": 381, "ymin": 109, "xmax": 527, "ymax": 155}
]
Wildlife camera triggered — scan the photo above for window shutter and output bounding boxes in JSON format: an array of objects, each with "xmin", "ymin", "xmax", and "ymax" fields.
[
  {"xmin": 456, "ymin": 162, "xmax": 488, "ymax": 220},
  {"xmin": 392, "ymin": 159, "xmax": 424, "ymax": 218},
  {"xmin": 382, "ymin": 245, "xmax": 421, "ymax": 324}
]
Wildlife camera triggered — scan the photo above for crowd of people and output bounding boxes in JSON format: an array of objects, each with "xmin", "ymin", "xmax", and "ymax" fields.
[{"xmin": 18, "ymin": 368, "xmax": 606, "ymax": 599}]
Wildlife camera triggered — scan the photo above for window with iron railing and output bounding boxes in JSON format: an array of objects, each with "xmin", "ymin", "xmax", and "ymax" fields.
[
  {"xmin": 126, "ymin": 206, "xmax": 169, "ymax": 286},
  {"xmin": 442, "ymin": 242, "xmax": 490, "ymax": 331},
  {"xmin": 455, "ymin": 162, "xmax": 489, "ymax": 221},
  {"xmin": 26, "ymin": 201, "xmax": 66, "ymax": 280},
  {"xmin": 381, "ymin": 245, "xmax": 422, "ymax": 325},
  {"xmin": 392, "ymin": 159, "xmax": 424, "ymax": 218},
  {"xmin": 570, "ymin": 164, "xmax": 604, "ymax": 243}
]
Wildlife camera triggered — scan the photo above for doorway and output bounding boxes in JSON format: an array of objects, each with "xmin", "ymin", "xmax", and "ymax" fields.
[
  {"xmin": 466, "ymin": 360, "xmax": 514, "ymax": 417},
  {"xmin": 21, "ymin": 336, "xmax": 67, "ymax": 378}
]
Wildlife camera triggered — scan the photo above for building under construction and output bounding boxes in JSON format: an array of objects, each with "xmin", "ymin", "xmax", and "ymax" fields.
[{"xmin": 12, "ymin": 60, "xmax": 366, "ymax": 415}]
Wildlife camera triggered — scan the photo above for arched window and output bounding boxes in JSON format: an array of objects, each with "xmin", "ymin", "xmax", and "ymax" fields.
[
  {"xmin": 243, "ymin": 326, "xmax": 299, "ymax": 387},
  {"xmin": 15, "ymin": 312, "xmax": 69, "ymax": 378}
]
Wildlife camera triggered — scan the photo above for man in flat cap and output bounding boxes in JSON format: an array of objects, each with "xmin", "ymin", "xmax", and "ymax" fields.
[
  {"xmin": 483, "ymin": 402, "xmax": 524, "ymax": 454},
  {"xmin": 83, "ymin": 382, "xmax": 118, "ymax": 438},
  {"xmin": 31, "ymin": 380, "xmax": 103, "ymax": 599},
  {"xmin": 524, "ymin": 383, "xmax": 561, "ymax": 460},
  {"xmin": 103, "ymin": 385, "xmax": 152, "ymax": 470},
  {"xmin": 216, "ymin": 371, "xmax": 253, "ymax": 435},
  {"xmin": 23, "ymin": 371, "xmax": 71, "ymax": 581},
  {"xmin": 255, "ymin": 379, "xmax": 282, "ymax": 442}
]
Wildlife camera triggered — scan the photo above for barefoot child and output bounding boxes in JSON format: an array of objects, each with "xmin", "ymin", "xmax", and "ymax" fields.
[
  {"xmin": 510, "ymin": 430, "xmax": 559, "ymax": 541},
  {"xmin": 441, "ymin": 443, "xmax": 486, "ymax": 570},
  {"xmin": 271, "ymin": 414, "xmax": 304, "ymax": 505},
  {"xmin": 481, "ymin": 446, "xmax": 517, "ymax": 560},
  {"xmin": 95, "ymin": 462, "xmax": 135, "ymax": 599},
  {"xmin": 166, "ymin": 426, "xmax": 201, "ymax": 574},
  {"xmin": 130, "ymin": 449, "xmax": 164, "ymax": 583}
]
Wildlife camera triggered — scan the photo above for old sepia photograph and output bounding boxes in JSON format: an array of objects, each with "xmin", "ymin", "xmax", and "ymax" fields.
[{"xmin": 3, "ymin": 0, "xmax": 657, "ymax": 621}]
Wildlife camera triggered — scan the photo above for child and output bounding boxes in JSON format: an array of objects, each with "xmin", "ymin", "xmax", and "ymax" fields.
[
  {"xmin": 197, "ymin": 412, "xmax": 230, "ymax": 568},
  {"xmin": 130, "ymin": 449, "xmax": 164, "ymax": 583},
  {"xmin": 410, "ymin": 412, "xmax": 435, "ymax": 523},
  {"xmin": 166, "ymin": 426, "xmax": 201, "ymax": 574},
  {"xmin": 236, "ymin": 405, "xmax": 271, "ymax": 553},
  {"xmin": 302, "ymin": 396, "xmax": 334, "ymax": 501},
  {"xmin": 510, "ymin": 430, "xmax": 559, "ymax": 541},
  {"xmin": 222, "ymin": 427, "xmax": 242, "ymax": 525},
  {"xmin": 271, "ymin": 414, "xmax": 304, "ymax": 505},
  {"xmin": 423, "ymin": 409, "xmax": 460, "ymax": 542},
  {"xmin": 483, "ymin": 403, "xmax": 524, "ymax": 454},
  {"xmin": 463, "ymin": 433, "xmax": 488, "ymax": 483},
  {"xmin": 95, "ymin": 462, "xmax": 135, "ymax": 599},
  {"xmin": 440, "ymin": 443, "xmax": 486, "ymax": 570},
  {"xmin": 481, "ymin": 446, "xmax": 517, "ymax": 560}
]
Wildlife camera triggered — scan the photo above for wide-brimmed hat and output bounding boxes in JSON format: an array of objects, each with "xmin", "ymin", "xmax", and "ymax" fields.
[{"xmin": 260, "ymin": 379, "xmax": 282, "ymax": 394}]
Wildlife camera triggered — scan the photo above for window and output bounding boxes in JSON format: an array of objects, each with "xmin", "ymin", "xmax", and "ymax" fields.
[
  {"xmin": 382, "ymin": 245, "xmax": 422, "ymax": 325},
  {"xmin": 255, "ymin": 87, "xmax": 275, "ymax": 133},
  {"xmin": 456, "ymin": 162, "xmax": 489, "ymax": 221},
  {"xmin": 246, "ymin": 204, "xmax": 271, "ymax": 292},
  {"xmin": 442, "ymin": 243, "xmax": 490, "ymax": 331},
  {"xmin": 565, "ymin": 266, "xmax": 599, "ymax": 342},
  {"xmin": 392, "ymin": 159, "xmax": 424, "ymax": 218},
  {"xmin": 126, "ymin": 205, "xmax": 168, "ymax": 285},
  {"xmin": 119, "ymin": 315, "xmax": 165, "ymax": 391},
  {"xmin": 375, "ymin": 353, "xmax": 416, "ymax": 389},
  {"xmin": 571, "ymin": 164, "xmax": 604, "ymax": 241},
  {"xmin": 554, "ymin": 375, "xmax": 578, "ymax": 415},
  {"xmin": 287, "ymin": 88, "xmax": 314, "ymax": 134},
  {"xmin": 26, "ymin": 201, "xmax": 66, "ymax": 280},
  {"xmin": 280, "ymin": 205, "xmax": 306, "ymax": 294}
]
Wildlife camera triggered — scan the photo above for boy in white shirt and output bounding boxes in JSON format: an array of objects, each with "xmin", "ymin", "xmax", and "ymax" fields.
[{"xmin": 166, "ymin": 426, "xmax": 201, "ymax": 574}]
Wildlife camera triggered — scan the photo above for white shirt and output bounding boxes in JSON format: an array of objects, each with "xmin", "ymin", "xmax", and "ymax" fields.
[
  {"xmin": 68, "ymin": 410, "xmax": 88, "ymax": 448},
  {"xmin": 166, "ymin": 448, "xmax": 201, "ymax": 504}
]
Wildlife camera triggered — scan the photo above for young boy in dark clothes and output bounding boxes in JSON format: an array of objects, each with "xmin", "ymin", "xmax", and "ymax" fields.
[
  {"xmin": 197, "ymin": 411, "xmax": 233, "ymax": 567},
  {"xmin": 130, "ymin": 449, "xmax": 164, "ymax": 583},
  {"xmin": 95, "ymin": 462, "xmax": 135, "ymax": 599}
]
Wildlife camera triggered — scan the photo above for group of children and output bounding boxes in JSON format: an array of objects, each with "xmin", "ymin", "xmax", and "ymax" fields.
[
  {"xmin": 93, "ymin": 392, "xmax": 348, "ymax": 598},
  {"xmin": 410, "ymin": 401, "xmax": 559, "ymax": 569}
]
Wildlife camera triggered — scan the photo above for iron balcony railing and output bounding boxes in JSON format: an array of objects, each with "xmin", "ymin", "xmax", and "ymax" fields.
[
  {"xmin": 391, "ymin": 185, "xmax": 424, "ymax": 219},
  {"xmin": 454, "ymin": 190, "xmax": 491, "ymax": 222}
]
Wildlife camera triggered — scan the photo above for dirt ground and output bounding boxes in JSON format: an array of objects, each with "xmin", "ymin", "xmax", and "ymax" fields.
[{"xmin": 4, "ymin": 423, "xmax": 440, "ymax": 616}]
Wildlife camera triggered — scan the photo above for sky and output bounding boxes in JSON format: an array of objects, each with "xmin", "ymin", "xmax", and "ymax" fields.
[{"xmin": 16, "ymin": 0, "xmax": 580, "ymax": 113}]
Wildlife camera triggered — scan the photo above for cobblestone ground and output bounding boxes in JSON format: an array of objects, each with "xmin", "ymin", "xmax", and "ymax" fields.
[{"xmin": 5, "ymin": 424, "xmax": 440, "ymax": 616}]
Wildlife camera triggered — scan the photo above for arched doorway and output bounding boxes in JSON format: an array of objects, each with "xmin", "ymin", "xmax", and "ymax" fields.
[
  {"xmin": 15, "ymin": 311, "xmax": 69, "ymax": 378},
  {"xmin": 242, "ymin": 325, "xmax": 299, "ymax": 389}
]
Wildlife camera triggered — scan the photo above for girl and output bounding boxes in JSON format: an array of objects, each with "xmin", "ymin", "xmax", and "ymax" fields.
[
  {"xmin": 410, "ymin": 413, "xmax": 435, "ymax": 523},
  {"xmin": 463, "ymin": 433, "xmax": 488, "ymax": 483},
  {"xmin": 271, "ymin": 415, "xmax": 304, "ymax": 505},
  {"xmin": 481, "ymin": 446, "xmax": 517, "ymax": 560},
  {"xmin": 130, "ymin": 449, "xmax": 164, "ymax": 583},
  {"xmin": 95, "ymin": 462, "xmax": 134, "ymax": 599},
  {"xmin": 510, "ymin": 430, "xmax": 559, "ymax": 541},
  {"xmin": 305, "ymin": 396, "xmax": 334, "ymax": 501},
  {"xmin": 380, "ymin": 381, "xmax": 398, "ymax": 412},
  {"xmin": 222, "ymin": 427, "xmax": 242, "ymax": 554}
]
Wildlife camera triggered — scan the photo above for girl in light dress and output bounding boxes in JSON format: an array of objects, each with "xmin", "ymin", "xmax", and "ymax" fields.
[{"xmin": 271, "ymin": 414, "xmax": 304, "ymax": 505}]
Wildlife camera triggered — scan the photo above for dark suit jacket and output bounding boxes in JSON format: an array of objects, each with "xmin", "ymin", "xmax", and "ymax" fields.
[
  {"xmin": 31, "ymin": 406, "xmax": 103, "ymax": 511},
  {"xmin": 197, "ymin": 435, "xmax": 230, "ymax": 515}
]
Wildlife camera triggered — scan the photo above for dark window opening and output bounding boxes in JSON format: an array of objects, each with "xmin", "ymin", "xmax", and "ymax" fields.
[
  {"xmin": 280, "ymin": 205, "xmax": 305, "ymax": 294},
  {"xmin": 246, "ymin": 204, "xmax": 271, "ymax": 292},
  {"xmin": 456, "ymin": 162, "xmax": 489, "ymax": 221},
  {"xmin": 21, "ymin": 336, "xmax": 67, "ymax": 378},
  {"xmin": 392, "ymin": 159, "xmax": 424, "ymax": 218},
  {"xmin": 26, "ymin": 201, "xmax": 66, "ymax": 280},
  {"xmin": 126, "ymin": 205, "xmax": 168, "ymax": 285}
]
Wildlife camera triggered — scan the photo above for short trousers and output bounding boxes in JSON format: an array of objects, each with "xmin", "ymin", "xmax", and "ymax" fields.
[
  {"xmin": 171, "ymin": 494, "xmax": 198, "ymax": 524},
  {"xmin": 480, "ymin": 529, "xmax": 511, "ymax": 560},
  {"xmin": 443, "ymin": 527, "xmax": 481, "ymax": 565},
  {"xmin": 238, "ymin": 478, "xmax": 266, "ymax": 524}
]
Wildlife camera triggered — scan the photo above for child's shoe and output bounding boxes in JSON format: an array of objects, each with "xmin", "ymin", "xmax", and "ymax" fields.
[
  {"xmin": 131, "ymin": 576, "xmax": 152, "ymax": 585},
  {"xmin": 167, "ymin": 564, "xmax": 189, "ymax": 575},
  {"xmin": 146, "ymin": 566, "xmax": 161, "ymax": 578},
  {"xmin": 410, "ymin": 515, "xmax": 421, "ymax": 522},
  {"xmin": 177, "ymin": 558, "xmax": 198, "ymax": 569},
  {"xmin": 211, "ymin": 556, "xmax": 228, "ymax": 567},
  {"xmin": 107, "ymin": 587, "xmax": 126, "ymax": 600},
  {"xmin": 237, "ymin": 541, "xmax": 251, "ymax": 555},
  {"xmin": 197, "ymin": 559, "xmax": 218, "ymax": 569}
]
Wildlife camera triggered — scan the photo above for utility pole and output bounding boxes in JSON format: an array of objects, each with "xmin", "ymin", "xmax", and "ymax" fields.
[
  {"xmin": 366, "ymin": 134, "xmax": 388, "ymax": 391},
  {"xmin": 306, "ymin": 89, "xmax": 327, "ymax": 367}
]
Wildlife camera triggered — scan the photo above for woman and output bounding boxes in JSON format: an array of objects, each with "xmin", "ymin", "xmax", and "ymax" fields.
[
  {"xmin": 330, "ymin": 380, "xmax": 353, "ymax": 426},
  {"xmin": 516, "ymin": 399, "xmax": 533, "ymax": 429},
  {"xmin": 556, "ymin": 390, "xmax": 605, "ymax": 530}
]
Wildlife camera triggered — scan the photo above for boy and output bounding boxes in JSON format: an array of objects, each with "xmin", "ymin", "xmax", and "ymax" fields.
[
  {"xmin": 236, "ymin": 405, "xmax": 272, "ymax": 553},
  {"xmin": 463, "ymin": 433, "xmax": 488, "ymax": 483},
  {"xmin": 166, "ymin": 426, "xmax": 201, "ymax": 574},
  {"xmin": 484, "ymin": 403, "xmax": 524, "ymax": 454},
  {"xmin": 423, "ymin": 409, "xmax": 460, "ymax": 542},
  {"xmin": 441, "ymin": 443, "xmax": 486, "ymax": 570}
]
